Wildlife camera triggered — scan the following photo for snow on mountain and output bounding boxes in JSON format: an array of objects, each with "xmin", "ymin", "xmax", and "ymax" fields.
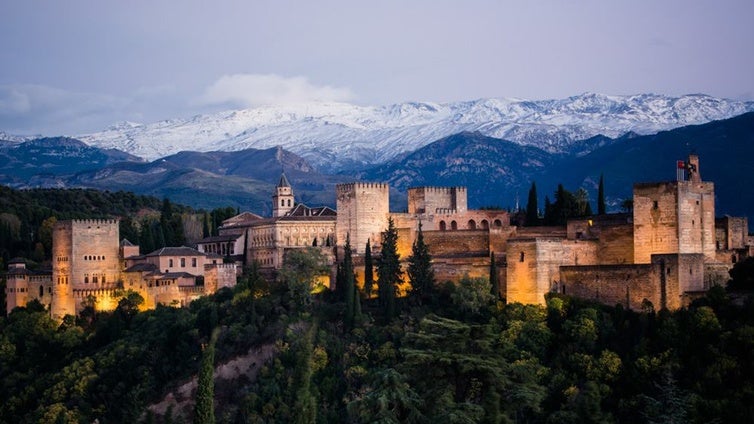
[
  {"xmin": 0, "ymin": 131, "xmax": 39, "ymax": 143},
  {"xmin": 77, "ymin": 93, "xmax": 754, "ymax": 172}
]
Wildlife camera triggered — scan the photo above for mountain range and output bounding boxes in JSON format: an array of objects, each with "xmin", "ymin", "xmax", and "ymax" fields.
[
  {"xmin": 2, "ymin": 94, "xmax": 753, "ymax": 222},
  {"xmin": 71, "ymin": 93, "xmax": 754, "ymax": 172}
]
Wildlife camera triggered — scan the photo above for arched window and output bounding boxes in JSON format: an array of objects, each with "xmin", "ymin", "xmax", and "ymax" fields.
[
  {"xmin": 39, "ymin": 286, "xmax": 44, "ymax": 297},
  {"xmin": 520, "ymin": 252, "xmax": 525, "ymax": 262},
  {"xmin": 481, "ymin": 220, "xmax": 489, "ymax": 229},
  {"xmin": 287, "ymin": 199, "xmax": 291, "ymax": 207},
  {"xmin": 281, "ymin": 200, "xmax": 285, "ymax": 207},
  {"xmin": 439, "ymin": 221, "xmax": 446, "ymax": 231},
  {"xmin": 494, "ymin": 219, "xmax": 502, "ymax": 228},
  {"xmin": 84, "ymin": 275, "xmax": 89, "ymax": 284},
  {"xmin": 468, "ymin": 220, "xmax": 476, "ymax": 230},
  {"xmin": 451, "ymin": 221, "xmax": 458, "ymax": 230}
]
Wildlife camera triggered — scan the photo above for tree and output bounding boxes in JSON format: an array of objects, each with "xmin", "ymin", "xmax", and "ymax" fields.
[
  {"xmin": 194, "ymin": 328, "xmax": 219, "ymax": 424},
  {"xmin": 377, "ymin": 218, "xmax": 401, "ymax": 319},
  {"xmin": 526, "ymin": 182, "xmax": 539, "ymax": 226},
  {"xmin": 343, "ymin": 234, "xmax": 356, "ymax": 328},
  {"xmin": 364, "ymin": 239, "xmax": 374, "ymax": 298},
  {"xmin": 490, "ymin": 252, "xmax": 499, "ymax": 300},
  {"xmin": 407, "ymin": 222, "xmax": 434, "ymax": 305},
  {"xmin": 278, "ymin": 248, "xmax": 329, "ymax": 312},
  {"xmin": 202, "ymin": 213, "xmax": 211, "ymax": 238},
  {"xmin": 598, "ymin": 174, "xmax": 606, "ymax": 215}
]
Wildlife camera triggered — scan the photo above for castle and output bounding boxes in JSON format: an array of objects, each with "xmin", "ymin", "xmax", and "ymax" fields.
[
  {"xmin": 5, "ymin": 154, "xmax": 753, "ymax": 317},
  {"xmin": 5, "ymin": 220, "xmax": 237, "ymax": 319},
  {"xmin": 331, "ymin": 154, "xmax": 751, "ymax": 309}
]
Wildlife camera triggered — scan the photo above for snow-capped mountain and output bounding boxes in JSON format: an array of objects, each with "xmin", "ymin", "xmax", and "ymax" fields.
[{"xmin": 77, "ymin": 93, "xmax": 754, "ymax": 172}]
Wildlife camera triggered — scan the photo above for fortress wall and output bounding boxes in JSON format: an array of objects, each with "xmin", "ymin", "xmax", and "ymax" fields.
[
  {"xmin": 336, "ymin": 183, "xmax": 389, "ymax": 255},
  {"xmin": 633, "ymin": 183, "xmax": 680, "ymax": 263},
  {"xmin": 596, "ymin": 224, "xmax": 634, "ymax": 264},
  {"xmin": 506, "ymin": 239, "xmax": 544, "ymax": 305},
  {"xmin": 716, "ymin": 216, "xmax": 748, "ymax": 250},
  {"xmin": 424, "ymin": 230, "xmax": 489, "ymax": 257},
  {"xmin": 560, "ymin": 264, "xmax": 661, "ymax": 310},
  {"xmin": 408, "ymin": 186, "xmax": 468, "ymax": 214},
  {"xmin": 677, "ymin": 182, "xmax": 715, "ymax": 260},
  {"xmin": 432, "ymin": 255, "xmax": 491, "ymax": 283},
  {"xmin": 205, "ymin": 263, "xmax": 238, "ymax": 291}
]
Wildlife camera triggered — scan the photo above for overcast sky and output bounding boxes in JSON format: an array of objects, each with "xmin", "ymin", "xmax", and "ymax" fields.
[{"xmin": 1, "ymin": 0, "xmax": 753, "ymax": 135}]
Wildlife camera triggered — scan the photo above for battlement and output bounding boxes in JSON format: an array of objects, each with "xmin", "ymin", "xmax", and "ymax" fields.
[
  {"xmin": 336, "ymin": 182, "xmax": 390, "ymax": 192},
  {"xmin": 409, "ymin": 186, "xmax": 467, "ymax": 194},
  {"xmin": 204, "ymin": 263, "xmax": 236, "ymax": 270},
  {"xmin": 435, "ymin": 208, "xmax": 459, "ymax": 215},
  {"xmin": 70, "ymin": 219, "xmax": 120, "ymax": 226}
]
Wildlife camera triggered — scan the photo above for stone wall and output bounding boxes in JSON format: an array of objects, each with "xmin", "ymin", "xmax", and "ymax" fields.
[
  {"xmin": 559, "ymin": 264, "xmax": 661, "ymax": 310},
  {"xmin": 408, "ymin": 186, "xmax": 467, "ymax": 214},
  {"xmin": 336, "ymin": 183, "xmax": 389, "ymax": 255},
  {"xmin": 424, "ymin": 230, "xmax": 489, "ymax": 257}
]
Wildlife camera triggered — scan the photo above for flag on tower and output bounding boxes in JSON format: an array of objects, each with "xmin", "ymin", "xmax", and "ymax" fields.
[{"xmin": 677, "ymin": 160, "xmax": 685, "ymax": 181}]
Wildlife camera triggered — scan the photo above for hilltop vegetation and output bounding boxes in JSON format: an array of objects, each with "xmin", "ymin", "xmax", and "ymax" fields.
[{"xmin": 2, "ymin": 263, "xmax": 754, "ymax": 423}]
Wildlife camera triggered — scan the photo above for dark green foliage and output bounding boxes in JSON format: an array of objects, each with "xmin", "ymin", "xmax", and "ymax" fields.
[
  {"xmin": 363, "ymin": 239, "xmax": 374, "ymax": 298},
  {"xmin": 543, "ymin": 184, "xmax": 593, "ymax": 225},
  {"xmin": 407, "ymin": 223, "xmax": 434, "ymax": 305},
  {"xmin": 194, "ymin": 329, "xmax": 218, "ymax": 424},
  {"xmin": 728, "ymin": 257, "xmax": 754, "ymax": 290},
  {"xmin": 598, "ymin": 174, "xmax": 606, "ymax": 215},
  {"xmin": 377, "ymin": 218, "xmax": 401, "ymax": 320},
  {"xmin": 489, "ymin": 252, "xmax": 499, "ymax": 300},
  {"xmin": 526, "ymin": 181, "xmax": 539, "ymax": 226},
  {"xmin": 343, "ymin": 234, "xmax": 356, "ymax": 328},
  {"xmin": 0, "ymin": 186, "xmax": 194, "ymax": 261}
]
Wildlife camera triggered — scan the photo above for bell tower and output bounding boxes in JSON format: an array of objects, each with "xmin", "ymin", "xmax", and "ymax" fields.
[{"xmin": 272, "ymin": 172, "xmax": 295, "ymax": 217}]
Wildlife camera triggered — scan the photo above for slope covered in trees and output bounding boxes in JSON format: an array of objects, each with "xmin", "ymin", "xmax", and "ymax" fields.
[{"xmin": 2, "ymin": 259, "xmax": 754, "ymax": 423}]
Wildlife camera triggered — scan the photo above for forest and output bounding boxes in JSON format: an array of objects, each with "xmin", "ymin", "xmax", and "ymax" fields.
[{"xmin": 1, "ymin": 187, "xmax": 754, "ymax": 423}]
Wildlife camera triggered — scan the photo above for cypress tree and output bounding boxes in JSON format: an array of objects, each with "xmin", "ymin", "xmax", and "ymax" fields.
[
  {"xmin": 407, "ymin": 222, "xmax": 434, "ymax": 305},
  {"xmin": 344, "ymin": 234, "xmax": 355, "ymax": 327},
  {"xmin": 364, "ymin": 239, "xmax": 374, "ymax": 298},
  {"xmin": 194, "ymin": 329, "xmax": 218, "ymax": 424},
  {"xmin": 490, "ymin": 252, "xmax": 499, "ymax": 299},
  {"xmin": 525, "ymin": 182, "xmax": 539, "ymax": 226},
  {"xmin": 598, "ymin": 174, "xmax": 606, "ymax": 215},
  {"xmin": 202, "ymin": 213, "xmax": 211, "ymax": 238},
  {"xmin": 377, "ymin": 218, "xmax": 401, "ymax": 319}
]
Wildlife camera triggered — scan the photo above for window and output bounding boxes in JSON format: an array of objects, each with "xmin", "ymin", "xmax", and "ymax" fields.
[
  {"xmin": 287, "ymin": 199, "xmax": 291, "ymax": 207},
  {"xmin": 102, "ymin": 275, "xmax": 106, "ymax": 284},
  {"xmin": 281, "ymin": 199, "xmax": 285, "ymax": 206},
  {"xmin": 653, "ymin": 200, "xmax": 659, "ymax": 209},
  {"xmin": 451, "ymin": 221, "xmax": 458, "ymax": 230},
  {"xmin": 169, "ymin": 259, "xmax": 174, "ymax": 267},
  {"xmin": 192, "ymin": 258, "xmax": 197, "ymax": 267},
  {"xmin": 40, "ymin": 286, "xmax": 44, "ymax": 297},
  {"xmin": 180, "ymin": 258, "xmax": 186, "ymax": 267},
  {"xmin": 84, "ymin": 275, "xmax": 89, "ymax": 284},
  {"xmin": 439, "ymin": 221, "xmax": 446, "ymax": 231},
  {"xmin": 494, "ymin": 219, "xmax": 502, "ymax": 228},
  {"xmin": 93, "ymin": 276, "xmax": 98, "ymax": 284},
  {"xmin": 520, "ymin": 252, "xmax": 525, "ymax": 262},
  {"xmin": 468, "ymin": 220, "xmax": 476, "ymax": 230}
]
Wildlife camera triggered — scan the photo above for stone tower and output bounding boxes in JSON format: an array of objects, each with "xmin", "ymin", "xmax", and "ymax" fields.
[
  {"xmin": 336, "ymin": 182, "xmax": 390, "ymax": 255},
  {"xmin": 633, "ymin": 154, "xmax": 715, "ymax": 263},
  {"xmin": 407, "ymin": 186, "xmax": 468, "ymax": 214},
  {"xmin": 51, "ymin": 220, "xmax": 121, "ymax": 320},
  {"xmin": 4, "ymin": 258, "xmax": 29, "ymax": 315},
  {"xmin": 272, "ymin": 173, "xmax": 295, "ymax": 217}
]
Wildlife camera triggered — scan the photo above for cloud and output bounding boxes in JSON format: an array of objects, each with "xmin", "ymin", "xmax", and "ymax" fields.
[
  {"xmin": 0, "ymin": 84, "xmax": 131, "ymax": 135},
  {"xmin": 199, "ymin": 73, "xmax": 355, "ymax": 108}
]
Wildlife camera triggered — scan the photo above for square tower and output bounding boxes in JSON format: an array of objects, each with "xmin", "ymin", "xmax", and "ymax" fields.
[
  {"xmin": 336, "ymin": 183, "xmax": 390, "ymax": 255},
  {"xmin": 52, "ymin": 219, "xmax": 120, "ymax": 320},
  {"xmin": 633, "ymin": 156, "xmax": 715, "ymax": 264}
]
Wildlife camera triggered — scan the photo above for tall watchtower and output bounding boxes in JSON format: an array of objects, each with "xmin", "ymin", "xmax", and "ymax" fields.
[
  {"xmin": 336, "ymin": 182, "xmax": 390, "ymax": 255},
  {"xmin": 272, "ymin": 173, "xmax": 295, "ymax": 217},
  {"xmin": 633, "ymin": 154, "xmax": 715, "ymax": 263},
  {"xmin": 51, "ymin": 220, "xmax": 120, "ymax": 320}
]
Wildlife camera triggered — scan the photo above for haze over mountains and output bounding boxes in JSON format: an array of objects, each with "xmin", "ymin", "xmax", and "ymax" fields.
[{"xmin": 1, "ymin": 93, "xmax": 753, "ymax": 220}]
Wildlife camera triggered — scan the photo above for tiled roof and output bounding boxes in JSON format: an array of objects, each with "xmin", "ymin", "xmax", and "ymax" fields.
[{"xmin": 144, "ymin": 246, "xmax": 206, "ymax": 257}]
